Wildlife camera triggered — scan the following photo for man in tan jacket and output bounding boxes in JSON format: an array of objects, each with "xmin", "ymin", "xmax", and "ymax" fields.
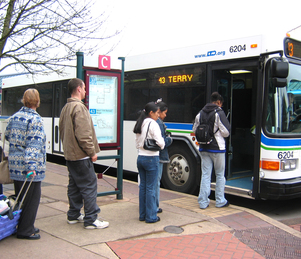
[{"xmin": 59, "ymin": 78, "xmax": 109, "ymax": 229}]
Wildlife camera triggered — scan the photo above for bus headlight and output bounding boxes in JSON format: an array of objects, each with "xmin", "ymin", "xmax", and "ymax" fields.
[{"xmin": 280, "ymin": 159, "xmax": 298, "ymax": 171}]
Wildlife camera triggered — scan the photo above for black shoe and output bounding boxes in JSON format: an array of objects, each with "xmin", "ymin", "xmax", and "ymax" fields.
[
  {"xmin": 146, "ymin": 217, "xmax": 160, "ymax": 223},
  {"xmin": 34, "ymin": 228, "xmax": 39, "ymax": 234},
  {"xmin": 17, "ymin": 233, "xmax": 40, "ymax": 240},
  {"xmin": 219, "ymin": 201, "xmax": 230, "ymax": 208},
  {"xmin": 157, "ymin": 208, "xmax": 163, "ymax": 213}
]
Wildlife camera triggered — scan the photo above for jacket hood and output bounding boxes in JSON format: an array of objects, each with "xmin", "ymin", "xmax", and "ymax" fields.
[{"xmin": 202, "ymin": 103, "xmax": 220, "ymax": 114}]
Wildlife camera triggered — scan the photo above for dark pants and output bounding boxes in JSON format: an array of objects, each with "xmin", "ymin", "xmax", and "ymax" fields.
[
  {"xmin": 14, "ymin": 180, "xmax": 41, "ymax": 236},
  {"xmin": 66, "ymin": 159, "xmax": 100, "ymax": 226}
]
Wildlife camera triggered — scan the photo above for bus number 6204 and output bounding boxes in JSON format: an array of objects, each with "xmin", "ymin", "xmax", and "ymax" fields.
[
  {"xmin": 278, "ymin": 151, "xmax": 294, "ymax": 159},
  {"xmin": 229, "ymin": 45, "xmax": 246, "ymax": 53}
]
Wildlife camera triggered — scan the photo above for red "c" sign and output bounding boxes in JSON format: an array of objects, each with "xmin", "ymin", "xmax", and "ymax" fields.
[{"xmin": 98, "ymin": 55, "xmax": 111, "ymax": 70}]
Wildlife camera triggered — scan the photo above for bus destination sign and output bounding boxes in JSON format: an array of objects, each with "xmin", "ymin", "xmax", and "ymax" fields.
[
  {"xmin": 158, "ymin": 74, "xmax": 194, "ymax": 84},
  {"xmin": 284, "ymin": 38, "xmax": 301, "ymax": 60}
]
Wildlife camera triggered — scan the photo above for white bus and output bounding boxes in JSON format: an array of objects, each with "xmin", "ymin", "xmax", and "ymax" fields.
[{"xmin": 1, "ymin": 35, "xmax": 301, "ymax": 200}]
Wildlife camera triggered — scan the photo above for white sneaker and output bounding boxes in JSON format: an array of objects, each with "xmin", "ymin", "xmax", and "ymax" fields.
[
  {"xmin": 85, "ymin": 219, "xmax": 109, "ymax": 229},
  {"xmin": 67, "ymin": 214, "xmax": 84, "ymax": 224}
]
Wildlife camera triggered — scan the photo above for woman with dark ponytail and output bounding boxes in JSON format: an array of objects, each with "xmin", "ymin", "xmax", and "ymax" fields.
[{"xmin": 133, "ymin": 102, "xmax": 165, "ymax": 223}]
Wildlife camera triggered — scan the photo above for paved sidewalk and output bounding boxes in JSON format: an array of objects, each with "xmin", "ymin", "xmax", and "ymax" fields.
[{"xmin": 1, "ymin": 161, "xmax": 301, "ymax": 258}]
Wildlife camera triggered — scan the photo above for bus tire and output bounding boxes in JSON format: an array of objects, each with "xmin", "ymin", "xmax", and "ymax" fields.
[{"xmin": 161, "ymin": 144, "xmax": 198, "ymax": 194}]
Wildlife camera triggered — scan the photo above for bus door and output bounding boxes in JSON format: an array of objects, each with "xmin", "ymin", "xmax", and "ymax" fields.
[
  {"xmin": 210, "ymin": 70, "xmax": 233, "ymax": 179},
  {"xmin": 52, "ymin": 82, "xmax": 68, "ymax": 154},
  {"xmin": 210, "ymin": 61, "xmax": 258, "ymax": 197}
]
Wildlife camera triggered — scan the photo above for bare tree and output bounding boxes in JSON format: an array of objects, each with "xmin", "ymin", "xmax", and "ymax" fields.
[{"xmin": 0, "ymin": 0, "xmax": 120, "ymax": 74}]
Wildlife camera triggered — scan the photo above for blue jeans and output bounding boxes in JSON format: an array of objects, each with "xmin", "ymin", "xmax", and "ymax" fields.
[
  {"xmin": 198, "ymin": 152, "xmax": 227, "ymax": 208},
  {"xmin": 156, "ymin": 163, "xmax": 163, "ymax": 209},
  {"xmin": 137, "ymin": 155, "xmax": 159, "ymax": 223}
]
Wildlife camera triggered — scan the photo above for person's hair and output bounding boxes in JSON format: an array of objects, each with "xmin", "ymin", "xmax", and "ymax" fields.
[
  {"xmin": 211, "ymin": 92, "xmax": 224, "ymax": 103},
  {"xmin": 68, "ymin": 78, "xmax": 84, "ymax": 95},
  {"xmin": 155, "ymin": 98, "xmax": 168, "ymax": 112},
  {"xmin": 133, "ymin": 102, "xmax": 159, "ymax": 134},
  {"xmin": 22, "ymin": 88, "xmax": 40, "ymax": 108}
]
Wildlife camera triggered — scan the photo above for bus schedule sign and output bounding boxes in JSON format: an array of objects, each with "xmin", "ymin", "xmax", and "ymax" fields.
[{"xmin": 85, "ymin": 70, "xmax": 121, "ymax": 149}]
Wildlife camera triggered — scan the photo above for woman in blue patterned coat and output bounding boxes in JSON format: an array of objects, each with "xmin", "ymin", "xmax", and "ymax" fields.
[{"xmin": 5, "ymin": 88, "xmax": 46, "ymax": 240}]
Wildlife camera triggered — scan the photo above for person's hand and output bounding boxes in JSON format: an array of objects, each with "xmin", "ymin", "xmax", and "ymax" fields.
[
  {"xmin": 27, "ymin": 171, "xmax": 36, "ymax": 177},
  {"xmin": 91, "ymin": 154, "xmax": 98, "ymax": 162}
]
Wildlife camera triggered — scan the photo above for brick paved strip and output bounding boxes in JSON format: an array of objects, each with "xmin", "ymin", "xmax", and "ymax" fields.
[
  {"xmin": 233, "ymin": 226, "xmax": 301, "ymax": 259},
  {"xmin": 107, "ymin": 231, "xmax": 264, "ymax": 259},
  {"xmin": 216, "ymin": 211, "xmax": 272, "ymax": 230}
]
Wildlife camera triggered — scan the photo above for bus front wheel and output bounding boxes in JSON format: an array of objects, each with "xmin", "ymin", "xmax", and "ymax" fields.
[{"xmin": 161, "ymin": 145, "xmax": 198, "ymax": 194}]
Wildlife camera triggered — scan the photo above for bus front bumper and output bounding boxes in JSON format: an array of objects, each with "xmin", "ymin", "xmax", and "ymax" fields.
[{"xmin": 259, "ymin": 177, "xmax": 301, "ymax": 200}]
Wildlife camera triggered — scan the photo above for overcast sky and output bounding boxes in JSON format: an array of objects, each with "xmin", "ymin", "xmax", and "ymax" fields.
[
  {"xmin": 1, "ymin": 0, "xmax": 301, "ymax": 75},
  {"xmin": 100, "ymin": 0, "xmax": 301, "ymax": 58}
]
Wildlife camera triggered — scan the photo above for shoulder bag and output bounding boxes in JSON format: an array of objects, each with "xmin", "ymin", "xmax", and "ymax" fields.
[
  {"xmin": 0, "ymin": 139, "xmax": 13, "ymax": 184},
  {"xmin": 143, "ymin": 121, "xmax": 161, "ymax": 151}
]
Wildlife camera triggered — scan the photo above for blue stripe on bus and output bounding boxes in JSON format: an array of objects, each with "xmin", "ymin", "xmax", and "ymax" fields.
[
  {"xmin": 0, "ymin": 116, "xmax": 10, "ymax": 119},
  {"xmin": 163, "ymin": 123, "xmax": 301, "ymax": 147},
  {"xmin": 165, "ymin": 123, "xmax": 193, "ymax": 131},
  {"xmin": 261, "ymin": 133, "xmax": 301, "ymax": 147}
]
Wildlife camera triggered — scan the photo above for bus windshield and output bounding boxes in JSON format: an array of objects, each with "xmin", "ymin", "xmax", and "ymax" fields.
[{"xmin": 266, "ymin": 63, "xmax": 301, "ymax": 134}]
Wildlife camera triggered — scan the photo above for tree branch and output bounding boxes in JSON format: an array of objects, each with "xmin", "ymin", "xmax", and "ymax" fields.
[{"xmin": 0, "ymin": 0, "xmax": 121, "ymax": 74}]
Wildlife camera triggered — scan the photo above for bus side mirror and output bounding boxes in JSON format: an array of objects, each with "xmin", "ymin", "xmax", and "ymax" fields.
[
  {"xmin": 271, "ymin": 58, "xmax": 289, "ymax": 87},
  {"xmin": 272, "ymin": 77, "xmax": 287, "ymax": 87}
]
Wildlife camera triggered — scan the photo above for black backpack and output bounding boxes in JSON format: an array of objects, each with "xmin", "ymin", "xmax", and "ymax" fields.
[{"xmin": 195, "ymin": 110, "xmax": 219, "ymax": 144}]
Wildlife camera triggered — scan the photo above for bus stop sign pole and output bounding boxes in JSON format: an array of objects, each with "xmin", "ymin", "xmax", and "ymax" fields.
[
  {"xmin": 76, "ymin": 52, "xmax": 84, "ymax": 80},
  {"xmin": 116, "ymin": 57, "xmax": 125, "ymax": 199}
]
